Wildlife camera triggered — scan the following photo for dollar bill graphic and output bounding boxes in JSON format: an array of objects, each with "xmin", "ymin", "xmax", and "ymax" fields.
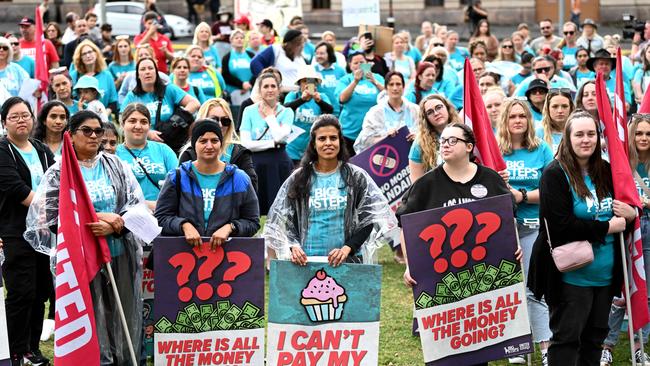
[
  {"xmin": 216, "ymin": 300, "xmax": 231, "ymax": 318},
  {"xmin": 477, "ymin": 265, "xmax": 500, "ymax": 293},
  {"xmin": 435, "ymin": 283, "xmax": 453, "ymax": 297},
  {"xmin": 433, "ymin": 295, "xmax": 456, "ymax": 305},
  {"xmin": 184, "ymin": 303, "xmax": 203, "ymax": 330},
  {"xmin": 217, "ymin": 304, "xmax": 242, "ymax": 330},
  {"xmin": 176, "ymin": 311, "xmax": 191, "ymax": 327},
  {"xmin": 496, "ymin": 260, "xmax": 516, "ymax": 280},
  {"xmin": 155, "ymin": 316, "xmax": 173, "ymax": 333},
  {"xmin": 415, "ymin": 292, "xmax": 434, "ymax": 309},
  {"xmin": 249, "ymin": 316, "xmax": 265, "ymax": 328},
  {"xmin": 172, "ymin": 323, "xmax": 195, "ymax": 333},
  {"xmin": 461, "ymin": 277, "xmax": 479, "ymax": 298},
  {"xmin": 240, "ymin": 302, "xmax": 261, "ymax": 319},
  {"xmin": 200, "ymin": 304, "xmax": 213, "ymax": 323},
  {"xmin": 441, "ymin": 272, "xmax": 462, "ymax": 299},
  {"xmin": 473, "ymin": 263, "xmax": 487, "ymax": 282}
]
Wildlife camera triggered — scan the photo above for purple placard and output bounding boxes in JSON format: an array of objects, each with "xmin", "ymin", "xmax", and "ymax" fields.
[
  {"xmin": 350, "ymin": 126, "xmax": 412, "ymax": 211},
  {"xmin": 152, "ymin": 237, "xmax": 265, "ymax": 365},
  {"xmin": 402, "ymin": 195, "xmax": 532, "ymax": 365}
]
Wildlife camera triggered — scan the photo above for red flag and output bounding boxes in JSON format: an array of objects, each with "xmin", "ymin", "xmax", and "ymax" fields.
[
  {"xmin": 53, "ymin": 132, "xmax": 111, "ymax": 365},
  {"xmin": 34, "ymin": 6, "xmax": 48, "ymax": 110},
  {"xmin": 463, "ymin": 58, "xmax": 506, "ymax": 171},
  {"xmin": 597, "ymin": 73, "xmax": 649, "ymax": 331},
  {"xmin": 614, "ymin": 48, "xmax": 629, "ymax": 157},
  {"xmin": 639, "ymin": 87, "xmax": 650, "ymax": 113}
]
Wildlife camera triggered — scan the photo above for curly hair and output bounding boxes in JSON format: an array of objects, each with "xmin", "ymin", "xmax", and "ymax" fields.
[
  {"xmin": 496, "ymin": 99, "xmax": 540, "ymax": 155},
  {"xmin": 415, "ymin": 94, "xmax": 460, "ymax": 171}
]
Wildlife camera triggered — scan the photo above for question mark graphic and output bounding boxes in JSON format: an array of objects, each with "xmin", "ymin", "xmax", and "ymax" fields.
[
  {"xmin": 474, "ymin": 212, "xmax": 501, "ymax": 261},
  {"xmin": 498, "ymin": 323, "xmax": 505, "ymax": 337},
  {"xmin": 168, "ymin": 252, "xmax": 196, "ymax": 302},
  {"xmin": 217, "ymin": 251, "xmax": 251, "ymax": 298},
  {"xmin": 419, "ymin": 224, "xmax": 448, "ymax": 273},
  {"xmin": 193, "ymin": 243, "xmax": 225, "ymax": 300},
  {"xmin": 441, "ymin": 208, "xmax": 474, "ymax": 268}
]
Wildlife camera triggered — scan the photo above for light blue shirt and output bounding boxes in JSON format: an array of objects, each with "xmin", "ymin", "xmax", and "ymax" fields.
[
  {"xmin": 13, "ymin": 142, "xmax": 43, "ymax": 190},
  {"xmin": 335, "ymin": 73, "xmax": 384, "ymax": 140},
  {"xmin": 448, "ymin": 47, "xmax": 469, "ymax": 71},
  {"xmin": 0, "ymin": 63, "xmax": 29, "ymax": 97},
  {"xmin": 561, "ymin": 46, "xmax": 579, "ymax": 70},
  {"xmin": 203, "ymin": 45, "xmax": 222, "ymax": 69},
  {"xmin": 563, "ymin": 174, "xmax": 614, "ymax": 287},
  {"xmin": 404, "ymin": 83, "xmax": 439, "ymax": 104},
  {"xmin": 188, "ymin": 69, "xmax": 227, "ymax": 99},
  {"xmin": 315, "ymin": 63, "xmax": 346, "ymax": 117},
  {"xmin": 284, "ymin": 91, "xmax": 331, "ymax": 160},
  {"xmin": 121, "ymin": 83, "xmax": 187, "ymax": 129},
  {"xmin": 14, "ymin": 56, "xmax": 34, "ymax": 78},
  {"xmin": 302, "ymin": 42, "xmax": 315, "ymax": 64},
  {"xmin": 240, "ymin": 103, "xmax": 295, "ymax": 142},
  {"xmin": 304, "ymin": 168, "xmax": 348, "ymax": 256},
  {"xmin": 191, "ymin": 164, "xmax": 222, "ymax": 229},
  {"xmin": 116, "ymin": 141, "xmax": 178, "ymax": 201},
  {"xmin": 81, "ymin": 162, "xmax": 120, "ymax": 256},
  {"xmin": 108, "ymin": 61, "xmax": 135, "ymax": 80},
  {"xmin": 503, "ymin": 142, "xmax": 553, "ymax": 225},
  {"xmin": 535, "ymin": 126, "xmax": 563, "ymax": 154},
  {"xmin": 225, "ymin": 50, "xmax": 253, "ymax": 93},
  {"xmin": 575, "ymin": 69, "xmax": 596, "ymax": 89},
  {"xmin": 71, "ymin": 69, "xmax": 118, "ymax": 108}
]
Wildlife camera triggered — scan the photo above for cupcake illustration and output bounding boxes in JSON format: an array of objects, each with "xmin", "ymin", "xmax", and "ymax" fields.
[{"xmin": 301, "ymin": 268, "xmax": 347, "ymax": 322}]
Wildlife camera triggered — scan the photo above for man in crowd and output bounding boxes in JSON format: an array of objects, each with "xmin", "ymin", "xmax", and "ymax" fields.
[
  {"xmin": 18, "ymin": 16, "xmax": 59, "ymax": 70},
  {"xmin": 134, "ymin": 11, "xmax": 174, "ymax": 73},
  {"xmin": 530, "ymin": 19, "xmax": 562, "ymax": 54},
  {"xmin": 61, "ymin": 11, "xmax": 78, "ymax": 44}
]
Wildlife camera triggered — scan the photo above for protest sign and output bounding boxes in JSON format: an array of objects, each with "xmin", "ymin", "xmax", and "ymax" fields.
[
  {"xmin": 350, "ymin": 126, "xmax": 412, "ymax": 211},
  {"xmin": 153, "ymin": 237, "xmax": 265, "ymax": 366},
  {"xmin": 402, "ymin": 194, "xmax": 532, "ymax": 365},
  {"xmin": 0, "ymin": 267, "xmax": 10, "ymax": 366},
  {"xmin": 267, "ymin": 261, "xmax": 381, "ymax": 366},
  {"xmin": 142, "ymin": 243, "xmax": 155, "ymax": 362},
  {"xmin": 342, "ymin": 1, "xmax": 380, "ymax": 28}
]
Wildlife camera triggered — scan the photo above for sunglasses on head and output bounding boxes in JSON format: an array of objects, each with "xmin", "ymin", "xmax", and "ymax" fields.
[
  {"xmin": 632, "ymin": 113, "xmax": 650, "ymax": 121},
  {"xmin": 76, "ymin": 126, "xmax": 105, "ymax": 137},
  {"xmin": 209, "ymin": 116, "xmax": 232, "ymax": 126},
  {"xmin": 534, "ymin": 66, "xmax": 551, "ymax": 73},
  {"xmin": 549, "ymin": 88, "xmax": 571, "ymax": 95}
]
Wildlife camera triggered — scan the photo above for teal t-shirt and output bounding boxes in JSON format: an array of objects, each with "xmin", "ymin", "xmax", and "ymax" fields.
[
  {"xmin": 634, "ymin": 69, "xmax": 650, "ymax": 94},
  {"xmin": 81, "ymin": 162, "xmax": 121, "ymax": 256},
  {"xmin": 561, "ymin": 46, "xmax": 578, "ymax": 70},
  {"xmin": 13, "ymin": 143, "xmax": 43, "ymax": 190},
  {"xmin": 392, "ymin": 57, "xmax": 414, "ymax": 80},
  {"xmin": 448, "ymin": 47, "xmax": 469, "ymax": 71},
  {"xmin": 0, "ymin": 63, "xmax": 29, "ymax": 97},
  {"xmin": 504, "ymin": 142, "xmax": 554, "ymax": 226},
  {"xmin": 636, "ymin": 163, "xmax": 650, "ymax": 214},
  {"xmin": 191, "ymin": 164, "xmax": 222, "ymax": 228},
  {"xmin": 302, "ymin": 42, "xmax": 315, "ymax": 64},
  {"xmin": 204, "ymin": 45, "xmax": 222, "ymax": 69},
  {"xmin": 404, "ymin": 83, "xmax": 439, "ymax": 104},
  {"xmin": 575, "ymin": 70, "xmax": 596, "ymax": 89},
  {"xmin": 284, "ymin": 91, "xmax": 332, "ymax": 160},
  {"xmin": 221, "ymin": 144, "xmax": 234, "ymax": 164},
  {"xmin": 510, "ymin": 72, "xmax": 530, "ymax": 86},
  {"xmin": 14, "ymin": 56, "xmax": 35, "ymax": 78},
  {"xmin": 225, "ymin": 50, "xmax": 253, "ymax": 93},
  {"xmin": 240, "ymin": 103, "xmax": 295, "ymax": 142},
  {"xmin": 188, "ymin": 69, "xmax": 227, "ymax": 98},
  {"xmin": 121, "ymin": 84, "xmax": 187, "ymax": 129},
  {"xmin": 315, "ymin": 64, "xmax": 347, "ymax": 117},
  {"xmin": 562, "ymin": 174, "xmax": 615, "ymax": 287},
  {"xmin": 335, "ymin": 73, "xmax": 384, "ymax": 140},
  {"xmin": 108, "ymin": 61, "xmax": 136, "ymax": 80},
  {"xmin": 405, "ymin": 46, "xmax": 422, "ymax": 66},
  {"xmin": 408, "ymin": 139, "xmax": 443, "ymax": 168},
  {"xmin": 304, "ymin": 168, "xmax": 348, "ymax": 256},
  {"xmin": 535, "ymin": 126, "xmax": 563, "ymax": 154},
  {"xmin": 116, "ymin": 141, "xmax": 178, "ymax": 201}
]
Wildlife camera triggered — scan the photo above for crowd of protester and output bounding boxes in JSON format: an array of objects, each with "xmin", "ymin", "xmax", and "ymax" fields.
[{"xmin": 1, "ymin": 3, "xmax": 650, "ymax": 365}]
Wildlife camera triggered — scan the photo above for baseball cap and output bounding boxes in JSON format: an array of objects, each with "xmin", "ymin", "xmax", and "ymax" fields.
[
  {"xmin": 257, "ymin": 19, "xmax": 273, "ymax": 29},
  {"xmin": 18, "ymin": 17, "xmax": 35, "ymax": 26}
]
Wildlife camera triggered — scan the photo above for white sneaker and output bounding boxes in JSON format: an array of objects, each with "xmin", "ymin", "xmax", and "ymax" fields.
[
  {"xmin": 508, "ymin": 355, "xmax": 526, "ymax": 364},
  {"xmin": 600, "ymin": 348, "xmax": 613, "ymax": 366},
  {"xmin": 635, "ymin": 349, "xmax": 650, "ymax": 366},
  {"xmin": 40, "ymin": 319, "xmax": 54, "ymax": 341}
]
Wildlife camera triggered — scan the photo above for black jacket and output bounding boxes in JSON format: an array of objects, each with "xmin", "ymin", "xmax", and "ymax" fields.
[
  {"xmin": 221, "ymin": 50, "xmax": 255, "ymax": 89},
  {"xmin": 178, "ymin": 143, "xmax": 258, "ymax": 192},
  {"xmin": 527, "ymin": 160, "xmax": 623, "ymax": 306},
  {"xmin": 0, "ymin": 137, "xmax": 54, "ymax": 238}
]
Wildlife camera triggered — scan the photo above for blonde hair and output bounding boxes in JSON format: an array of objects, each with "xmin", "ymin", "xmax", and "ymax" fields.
[
  {"xmin": 497, "ymin": 99, "xmax": 541, "ymax": 155},
  {"xmin": 192, "ymin": 22, "xmax": 213, "ymax": 47},
  {"xmin": 629, "ymin": 114, "xmax": 650, "ymax": 174},
  {"xmin": 415, "ymin": 94, "xmax": 461, "ymax": 170},
  {"xmin": 540, "ymin": 91, "xmax": 574, "ymax": 146},
  {"xmin": 197, "ymin": 98, "xmax": 239, "ymax": 152},
  {"xmin": 135, "ymin": 44, "xmax": 155, "ymax": 62},
  {"xmin": 73, "ymin": 40, "xmax": 107, "ymax": 74}
]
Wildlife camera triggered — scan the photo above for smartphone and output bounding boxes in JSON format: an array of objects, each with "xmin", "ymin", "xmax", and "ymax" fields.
[
  {"xmin": 363, "ymin": 32, "xmax": 373, "ymax": 40},
  {"xmin": 360, "ymin": 63, "xmax": 372, "ymax": 78},
  {"xmin": 305, "ymin": 82, "xmax": 315, "ymax": 94}
]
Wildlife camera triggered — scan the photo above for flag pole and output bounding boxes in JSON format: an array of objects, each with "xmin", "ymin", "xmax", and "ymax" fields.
[
  {"xmin": 105, "ymin": 261, "xmax": 138, "ymax": 366},
  {"xmin": 620, "ymin": 232, "xmax": 638, "ymax": 366},
  {"xmin": 639, "ymin": 328, "xmax": 646, "ymax": 364}
]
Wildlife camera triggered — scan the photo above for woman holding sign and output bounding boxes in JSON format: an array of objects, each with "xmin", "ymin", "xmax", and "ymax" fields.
[
  {"xmin": 496, "ymin": 99, "xmax": 554, "ymax": 364},
  {"xmin": 264, "ymin": 115, "xmax": 397, "ymax": 266},
  {"xmin": 528, "ymin": 110, "xmax": 636, "ymax": 365}
]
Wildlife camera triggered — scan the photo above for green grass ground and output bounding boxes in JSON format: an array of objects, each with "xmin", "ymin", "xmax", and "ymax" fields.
[{"xmin": 37, "ymin": 245, "xmax": 636, "ymax": 365}]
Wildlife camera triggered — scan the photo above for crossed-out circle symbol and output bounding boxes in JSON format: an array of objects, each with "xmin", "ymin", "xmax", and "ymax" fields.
[{"xmin": 369, "ymin": 144, "xmax": 400, "ymax": 177}]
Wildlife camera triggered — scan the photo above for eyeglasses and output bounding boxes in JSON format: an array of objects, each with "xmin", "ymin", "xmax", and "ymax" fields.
[
  {"xmin": 6, "ymin": 113, "xmax": 32, "ymax": 122},
  {"xmin": 76, "ymin": 126, "xmax": 105, "ymax": 137},
  {"xmin": 529, "ymin": 89, "xmax": 547, "ymax": 95},
  {"xmin": 541, "ymin": 26, "xmax": 551, "ymax": 30},
  {"xmin": 549, "ymin": 88, "xmax": 572, "ymax": 95},
  {"xmin": 81, "ymin": 50, "xmax": 95, "ymax": 57},
  {"xmin": 563, "ymin": 31, "xmax": 575, "ymax": 35},
  {"xmin": 440, "ymin": 136, "xmax": 469, "ymax": 146},
  {"xmin": 534, "ymin": 66, "xmax": 551, "ymax": 73},
  {"xmin": 432, "ymin": 43, "xmax": 444, "ymax": 47},
  {"xmin": 501, "ymin": 44, "xmax": 513, "ymax": 49},
  {"xmin": 209, "ymin": 116, "xmax": 232, "ymax": 126},
  {"xmin": 10, "ymin": 42, "xmax": 19, "ymax": 46},
  {"xmin": 425, "ymin": 103, "xmax": 446, "ymax": 116}
]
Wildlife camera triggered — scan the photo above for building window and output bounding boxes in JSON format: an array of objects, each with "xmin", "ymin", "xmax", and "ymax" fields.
[
  {"xmin": 313, "ymin": 0, "xmax": 330, "ymax": 9},
  {"xmin": 426, "ymin": 0, "xmax": 444, "ymax": 5}
]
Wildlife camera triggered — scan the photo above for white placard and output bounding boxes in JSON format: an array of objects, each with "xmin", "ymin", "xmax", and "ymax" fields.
[
  {"xmin": 123, "ymin": 204, "xmax": 162, "ymax": 244},
  {"xmin": 342, "ymin": 0, "xmax": 380, "ymax": 28}
]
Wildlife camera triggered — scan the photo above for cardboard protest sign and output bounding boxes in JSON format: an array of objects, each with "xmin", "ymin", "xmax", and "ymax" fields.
[
  {"xmin": 153, "ymin": 237, "xmax": 265, "ymax": 366},
  {"xmin": 267, "ymin": 261, "xmax": 381, "ymax": 366},
  {"xmin": 357, "ymin": 25, "xmax": 394, "ymax": 55},
  {"xmin": 0, "ymin": 267, "xmax": 10, "ymax": 366},
  {"xmin": 142, "ymin": 242, "xmax": 155, "ymax": 361},
  {"xmin": 350, "ymin": 126, "xmax": 412, "ymax": 211},
  {"xmin": 402, "ymin": 194, "xmax": 532, "ymax": 365}
]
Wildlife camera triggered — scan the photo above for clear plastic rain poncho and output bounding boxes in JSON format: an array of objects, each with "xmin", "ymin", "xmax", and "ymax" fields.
[
  {"xmin": 263, "ymin": 163, "xmax": 398, "ymax": 264},
  {"xmin": 24, "ymin": 152, "xmax": 146, "ymax": 365}
]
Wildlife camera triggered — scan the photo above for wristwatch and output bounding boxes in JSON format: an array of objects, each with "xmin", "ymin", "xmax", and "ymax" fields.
[
  {"xmin": 518, "ymin": 188, "xmax": 528, "ymax": 203},
  {"xmin": 230, "ymin": 222, "xmax": 238, "ymax": 235}
]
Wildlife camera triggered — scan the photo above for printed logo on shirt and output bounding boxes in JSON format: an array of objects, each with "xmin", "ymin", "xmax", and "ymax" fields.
[
  {"xmin": 470, "ymin": 184, "xmax": 488, "ymax": 198},
  {"xmin": 0, "ymin": 74, "xmax": 19, "ymax": 93},
  {"xmin": 202, "ymin": 188, "xmax": 216, "ymax": 212},
  {"xmin": 309, "ymin": 187, "xmax": 347, "ymax": 211},
  {"xmin": 443, "ymin": 197, "xmax": 476, "ymax": 207},
  {"xmin": 321, "ymin": 74, "xmax": 337, "ymax": 88},
  {"xmin": 636, "ymin": 176, "xmax": 650, "ymax": 199},
  {"xmin": 191, "ymin": 74, "xmax": 214, "ymax": 89},
  {"xmin": 354, "ymin": 83, "xmax": 378, "ymax": 95},
  {"xmin": 85, "ymin": 178, "xmax": 116, "ymax": 204},
  {"xmin": 128, "ymin": 156, "xmax": 166, "ymax": 178},
  {"xmin": 145, "ymin": 101, "xmax": 171, "ymax": 118},
  {"xmin": 585, "ymin": 191, "xmax": 613, "ymax": 216},
  {"xmin": 296, "ymin": 108, "xmax": 318, "ymax": 124},
  {"xmin": 506, "ymin": 160, "xmax": 540, "ymax": 181},
  {"xmin": 231, "ymin": 58, "xmax": 250, "ymax": 69}
]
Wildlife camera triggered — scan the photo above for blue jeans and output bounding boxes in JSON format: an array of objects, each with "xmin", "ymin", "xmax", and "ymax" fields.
[
  {"xmin": 519, "ymin": 223, "xmax": 552, "ymax": 343},
  {"xmin": 603, "ymin": 213, "xmax": 650, "ymax": 346}
]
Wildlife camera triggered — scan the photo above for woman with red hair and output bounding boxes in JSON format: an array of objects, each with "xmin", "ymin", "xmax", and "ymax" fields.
[{"xmin": 404, "ymin": 62, "xmax": 439, "ymax": 105}]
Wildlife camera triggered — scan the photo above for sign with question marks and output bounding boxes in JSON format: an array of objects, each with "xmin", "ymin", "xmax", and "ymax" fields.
[
  {"xmin": 267, "ymin": 260, "xmax": 382, "ymax": 366},
  {"xmin": 350, "ymin": 126, "xmax": 412, "ymax": 212},
  {"xmin": 402, "ymin": 194, "xmax": 532, "ymax": 365},
  {"xmin": 0, "ymin": 266, "xmax": 10, "ymax": 366},
  {"xmin": 153, "ymin": 237, "xmax": 265, "ymax": 366}
]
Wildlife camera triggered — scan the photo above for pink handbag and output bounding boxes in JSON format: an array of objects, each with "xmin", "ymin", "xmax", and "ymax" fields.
[{"xmin": 544, "ymin": 218, "xmax": 594, "ymax": 272}]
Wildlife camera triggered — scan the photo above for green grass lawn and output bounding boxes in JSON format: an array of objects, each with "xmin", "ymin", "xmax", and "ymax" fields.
[{"xmin": 37, "ymin": 245, "xmax": 637, "ymax": 365}]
